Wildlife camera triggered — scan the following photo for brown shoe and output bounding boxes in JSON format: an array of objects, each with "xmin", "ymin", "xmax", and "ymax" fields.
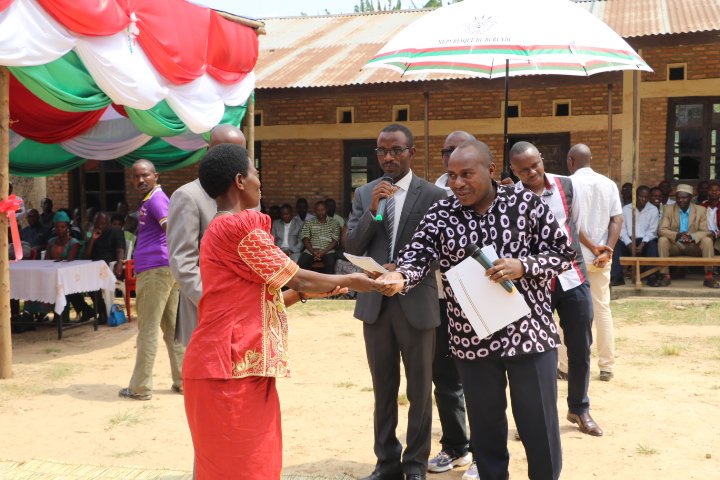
[
  {"xmin": 703, "ymin": 278, "xmax": 720, "ymax": 289},
  {"xmin": 567, "ymin": 412, "xmax": 603, "ymax": 436},
  {"xmin": 649, "ymin": 275, "xmax": 671, "ymax": 287}
]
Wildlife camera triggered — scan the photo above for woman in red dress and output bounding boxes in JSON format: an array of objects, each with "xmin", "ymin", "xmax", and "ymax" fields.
[{"xmin": 183, "ymin": 144, "xmax": 379, "ymax": 479}]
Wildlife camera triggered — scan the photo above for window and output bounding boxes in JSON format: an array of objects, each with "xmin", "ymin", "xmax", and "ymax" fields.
[
  {"xmin": 393, "ymin": 105, "xmax": 409, "ymax": 122},
  {"xmin": 254, "ymin": 111, "xmax": 263, "ymax": 126},
  {"xmin": 666, "ymin": 98, "xmax": 720, "ymax": 181},
  {"xmin": 72, "ymin": 160, "xmax": 127, "ymax": 213},
  {"xmin": 337, "ymin": 107, "xmax": 354, "ymax": 124},
  {"xmin": 502, "ymin": 101, "xmax": 520, "ymax": 118},
  {"xmin": 553, "ymin": 100, "xmax": 571, "ymax": 117},
  {"xmin": 667, "ymin": 64, "xmax": 686, "ymax": 81}
]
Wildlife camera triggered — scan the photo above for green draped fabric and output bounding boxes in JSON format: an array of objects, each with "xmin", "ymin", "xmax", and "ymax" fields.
[
  {"xmin": 124, "ymin": 101, "xmax": 188, "ymax": 137},
  {"xmin": 115, "ymin": 137, "xmax": 207, "ymax": 171},
  {"xmin": 9, "ymin": 51, "xmax": 110, "ymax": 112},
  {"xmin": 10, "ymin": 140, "xmax": 85, "ymax": 176}
]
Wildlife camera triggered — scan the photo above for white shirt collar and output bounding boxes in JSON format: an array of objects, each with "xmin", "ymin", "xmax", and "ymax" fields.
[{"xmin": 394, "ymin": 169, "xmax": 413, "ymax": 191}]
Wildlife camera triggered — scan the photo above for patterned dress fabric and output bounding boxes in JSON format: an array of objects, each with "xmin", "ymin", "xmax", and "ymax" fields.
[
  {"xmin": 182, "ymin": 209, "xmax": 299, "ymax": 480},
  {"xmin": 396, "ymin": 183, "xmax": 575, "ymax": 359}
]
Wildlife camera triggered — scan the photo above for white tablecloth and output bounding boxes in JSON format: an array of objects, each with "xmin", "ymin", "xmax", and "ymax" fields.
[{"xmin": 9, "ymin": 260, "xmax": 116, "ymax": 314}]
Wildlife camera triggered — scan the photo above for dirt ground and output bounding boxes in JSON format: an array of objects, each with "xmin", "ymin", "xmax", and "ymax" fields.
[{"xmin": 1, "ymin": 298, "xmax": 719, "ymax": 479}]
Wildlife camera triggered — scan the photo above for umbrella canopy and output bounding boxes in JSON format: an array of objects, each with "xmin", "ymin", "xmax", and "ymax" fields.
[
  {"xmin": 364, "ymin": 0, "xmax": 652, "ymax": 172},
  {"xmin": 0, "ymin": 0, "xmax": 258, "ymax": 175},
  {"xmin": 365, "ymin": 0, "xmax": 651, "ymax": 78}
]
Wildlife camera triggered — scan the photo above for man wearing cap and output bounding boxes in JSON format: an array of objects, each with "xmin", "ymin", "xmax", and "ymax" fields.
[{"xmin": 653, "ymin": 183, "xmax": 718, "ymax": 288}]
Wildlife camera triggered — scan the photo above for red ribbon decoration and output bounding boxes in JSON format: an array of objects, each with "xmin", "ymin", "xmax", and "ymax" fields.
[{"xmin": 0, "ymin": 194, "xmax": 24, "ymax": 261}]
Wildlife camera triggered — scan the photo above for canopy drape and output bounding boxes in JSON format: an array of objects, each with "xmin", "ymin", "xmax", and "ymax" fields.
[{"xmin": 0, "ymin": 0, "xmax": 259, "ymax": 175}]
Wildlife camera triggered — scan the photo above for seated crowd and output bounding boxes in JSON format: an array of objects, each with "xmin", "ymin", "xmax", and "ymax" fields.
[
  {"xmin": 611, "ymin": 180, "xmax": 719, "ymax": 289},
  {"xmin": 10, "ymin": 196, "xmax": 138, "ymax": 324},
  {"xmin": 266, "ymin": 196, "xmax": 349, "ymax": 275}
]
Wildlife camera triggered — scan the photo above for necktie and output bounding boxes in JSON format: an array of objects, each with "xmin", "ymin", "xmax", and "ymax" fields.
[{"xmin": 385, "ymin": 194, "xmax": 395, "ymax": 263}]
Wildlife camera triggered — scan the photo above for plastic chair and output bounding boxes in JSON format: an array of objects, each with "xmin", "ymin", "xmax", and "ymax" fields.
[{"xmin": 124, "ymin": 259, "xmax": 137, "ymax": 321}]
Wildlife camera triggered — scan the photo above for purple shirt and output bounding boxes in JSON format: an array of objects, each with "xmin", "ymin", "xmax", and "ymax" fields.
[{"xmin": 134, "ymin": 185, "xmax": 170, "ymax": 274}]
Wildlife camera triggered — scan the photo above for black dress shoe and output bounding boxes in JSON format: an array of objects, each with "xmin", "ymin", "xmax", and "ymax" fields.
[
  {"xmin": 405, "ymin": 475, "xmax": 426, "ymax": 480},
  {"xmin": 360, "ymin": 472, "xmax": 403, "ymax": 480}
]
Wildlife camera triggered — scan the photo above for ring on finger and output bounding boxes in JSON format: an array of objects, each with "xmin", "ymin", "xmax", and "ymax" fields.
[{"xmin": 498, "ymin": 270, "xmax": 504, "ymax": 278}]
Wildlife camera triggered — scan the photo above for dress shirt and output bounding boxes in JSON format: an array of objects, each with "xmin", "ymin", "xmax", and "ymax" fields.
[
  {"xmin": 619, "ymin": 203, "xmax": 659, "ymax": 245},
  {"xmin": 281, "ymin": 223, "xmax": 291, "ymax": 249},
  {"xmin": 396, "ymin": 183, "xmax": 574, "ymax": 359},
  {"xmin": 679, "ymin": 208, "xmax": 690, "ymax": 233},
  {"xmin": 516, "ymin": 173, "xmax": 586, "ymax": 291},
  {"xmin": 570, "ymin": 167, "xmax": 622, "ymax": 263},
  {"xmin": 388, "ymin": 169, "xmax": 412, "ymax": 254}
]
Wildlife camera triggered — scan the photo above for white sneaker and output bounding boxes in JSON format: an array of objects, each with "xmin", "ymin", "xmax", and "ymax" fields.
[
  {"xmin": 461, "ymin": 461, "xmax": 479, "ymax": 480},
  {"xmin": 427, "ymin": 450, "xmax": 472, "ymax": 473}
]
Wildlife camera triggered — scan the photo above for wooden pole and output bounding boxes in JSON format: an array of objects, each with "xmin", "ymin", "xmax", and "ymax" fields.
[
  {"xmin": 423, "ymin": 87, "xmax": 430, "ymax": 180},
  {"xmin": 247, "ymin": 96, "xmax": 255, "ymax": 167},
  {"xmin": 630, "ymin": 70, "xmax": 639, "ymax": 258},
  {"xmin": 0, "ymin": 66, "xmax": 13, "ymax": 379}
]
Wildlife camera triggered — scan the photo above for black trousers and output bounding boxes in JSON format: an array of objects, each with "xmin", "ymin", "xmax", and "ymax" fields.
[
  {"xmin": 455, "ymin": 350, "xmax": 562, "ymax": 480},
  {"xmin": 297, "ymin": 251, "xmax": 337, "ymax": 274},
  {"xmin": 433, "ymin": 299, "xmax": 469, "ymax": 457},
  {"xmin": 552, "ymin": 281, "xmax": 593, "ymax": 414},
  {"xmin": 611, "ymin": 238, "xmax": 659, "ymax": 281},
  {"xmin": 363, "ymin": 295, "xmax": 435, "ymax": 476}
]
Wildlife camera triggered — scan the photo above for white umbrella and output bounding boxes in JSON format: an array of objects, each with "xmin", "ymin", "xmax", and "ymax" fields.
[{"xmin": 363, "ymin": 0, "xmax": 652, "ymax": 172}]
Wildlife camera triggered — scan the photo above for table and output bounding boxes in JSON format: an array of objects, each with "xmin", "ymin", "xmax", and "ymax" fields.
[{"xmin": 9, "ymin": 260, "xmax": 117, "ymax": 339}]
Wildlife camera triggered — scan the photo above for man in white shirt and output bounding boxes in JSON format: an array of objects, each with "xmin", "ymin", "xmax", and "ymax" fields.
[
  {"xmin": 567, "ymin": 144, "xmax": 623, "ymax": 383},
  {"xmin": 610, "ymin": 185, "xmax": 659, "ymax": 286},
  {"xmin": 271, "ymin": 204, "xmax": 304, "ymax": 262},
  {"xmin": 511, "ymin": 142, "xmax": 602, "ymax": 437}
]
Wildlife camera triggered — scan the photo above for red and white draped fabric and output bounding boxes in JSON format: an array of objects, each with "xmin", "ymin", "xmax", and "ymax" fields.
[{"xmin": 0, "ymin": 0, "xmax": 259, "ymax": 174}]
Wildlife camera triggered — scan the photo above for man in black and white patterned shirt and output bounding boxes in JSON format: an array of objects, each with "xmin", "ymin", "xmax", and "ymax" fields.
[{"xmin": 379, "ymin": 140, "xmax": 574, "ymax": 480}]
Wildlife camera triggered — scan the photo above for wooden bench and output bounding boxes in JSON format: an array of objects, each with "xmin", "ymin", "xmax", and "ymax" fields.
[{"xmin": 619, "ymin": 256, "xmax": 720, "ymax": 288}]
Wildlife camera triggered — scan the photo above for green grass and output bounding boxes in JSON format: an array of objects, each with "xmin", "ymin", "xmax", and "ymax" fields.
[
  {"xmin": 293, "ymin": 300, "xmax": 356, "ymax": 316},
  {"xmin": 108, "ymin": 449, "xmax": 146, "ymax": 458},
  {"xmin": 45, "ymin": 363, "xmax": 81, "ymax": 380},
  {"xmin": 335, "ymin": 381, "xmax": 356, "ymax": 389},
  {"xmin": 612, "ymin": 299, "xmax": 720, "ymax": 326},
  {"xmin": 360, "ymin": 386, "xmax": 373, "ymax": 392},
  {"xmin": 107, "ymin": 410, "xmax": 142, "ymax": 429},
  {"xmin": 339, "ymin": 332, "xmax": 354, "ymax": 337},
  {"xmin": 112, "ymin": 354, "xmax": 132, "ymax": 360},
  {"xmin": 636, "ymin": 444, "xmax": 658, "ymax": 455},
  {"xmin": 42, "ymin": 347, "xmax": 61, "ymax": 354},
  {"xmin": 660, "ymin": 344, "xmax": 682, "ymax": 356},
  {"xmin": 0, "ymin": 382, "xmax": 44, "ymax": 398},
  {"xmin": 397, "ymin": 394, "xmax": 409, "ymax": 406}
]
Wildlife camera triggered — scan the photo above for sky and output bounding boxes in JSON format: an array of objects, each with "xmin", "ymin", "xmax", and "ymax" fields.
[{"xmin": 189, "ymin": 0, "xmax": 368, "ymax": 18}]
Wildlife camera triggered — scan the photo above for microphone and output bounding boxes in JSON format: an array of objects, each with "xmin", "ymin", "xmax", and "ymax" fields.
[
  {"xmin": 374, "ymin": 175, "xmax": 395, "ymax": 222},
  {"xmin": 466, "ymin": 244, "xmax": 514, "ymax": 293}
]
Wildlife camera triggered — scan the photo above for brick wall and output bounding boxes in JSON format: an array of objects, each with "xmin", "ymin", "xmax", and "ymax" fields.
[
  {"xmin": 641, "ymin": 41, "xmax": 720, "ymax": 82},
  {"xmin": 34, "ymin": 34, "xmax": 720, "ymax": 214},
  {"xmin": 123, "ymin": 163, "xmax": 199, "ymax": 209},
  {"xmin": 639, "ymin": 98, "xmax": 668, "ymax": 187}
]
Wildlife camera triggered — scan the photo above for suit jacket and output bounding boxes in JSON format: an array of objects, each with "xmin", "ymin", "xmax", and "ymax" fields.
[
  {"xmin": 167, "ymin": 179, "xmax": 216, "ymax": 346},
  {"xmin": 345, "ymin": 173, "xmax": 445, "ymax": 329},
  {"xmin": 271, "ymin": 217, "xmax": 304, "ymax": 255},
  {"xmin": 659, "ymin": 203, "xmax": 710, "ymax": 243}
]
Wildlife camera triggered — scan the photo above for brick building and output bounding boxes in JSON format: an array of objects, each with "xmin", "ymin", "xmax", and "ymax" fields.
[{"xmin": 30, "ymin": 2, "xmax": 720, "ymax": 217}]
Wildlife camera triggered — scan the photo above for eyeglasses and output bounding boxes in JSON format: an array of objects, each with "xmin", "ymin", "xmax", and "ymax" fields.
[
  {"xmin": 375, "ymin": 147, "xmax": 410, "ymax": 157},
  {"xmin": 441, "ymin": 147, "xmax": 455, "ymax": 158}
]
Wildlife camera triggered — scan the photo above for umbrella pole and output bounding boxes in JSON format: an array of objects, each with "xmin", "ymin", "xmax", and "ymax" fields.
[
  {"xmin": 502, "ymin": 59, "xmax": 510, "ymax": 176},
  {"xmin": 0, "ymin": 66, "xmax": 12, "ymax": 379}
]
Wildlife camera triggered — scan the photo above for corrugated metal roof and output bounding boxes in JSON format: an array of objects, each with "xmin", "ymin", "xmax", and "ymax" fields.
[{"xmin": 255, "ymin": 1, "xmax": 720, "ymax": 90}]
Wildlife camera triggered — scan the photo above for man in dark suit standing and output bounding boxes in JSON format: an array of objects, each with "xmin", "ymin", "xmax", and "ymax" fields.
[{"xmin": 345, "ymin": 124, "xmax": 446, "ymax": 480}]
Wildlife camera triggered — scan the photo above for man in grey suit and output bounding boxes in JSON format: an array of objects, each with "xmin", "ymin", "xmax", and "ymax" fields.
[
  {"xmin": 271, "ymin": 203, "xmax": 304, "ymax": 262},
  {"xmin": 168, "ymin": 125, "xmax": 246, "ymax": 346},
  {"xmin": 345, "ymin": 123, "xmax": 446, "ymax": 480}
]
